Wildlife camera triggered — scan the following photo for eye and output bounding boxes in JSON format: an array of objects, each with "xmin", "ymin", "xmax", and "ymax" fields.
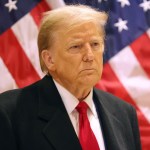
[
  {"xmin": 68, "ymin": 44, "xmax": 82, "ymax": 53},
  {"xmin": 93, "ymin": 42, "xmax": 100, "ymax": 46},
  {"xmin": 70, "ymin": 45, "xmax": 81, "ymax": 49},
  {"xmin": 91, "ymin": 42, "xmax": 100, "ymax": 49}
]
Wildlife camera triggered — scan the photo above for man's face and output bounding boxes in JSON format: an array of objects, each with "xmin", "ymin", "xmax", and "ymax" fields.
[{"xmin": 49, "ymin": 22, "xmax": 104, "ymax": 90}]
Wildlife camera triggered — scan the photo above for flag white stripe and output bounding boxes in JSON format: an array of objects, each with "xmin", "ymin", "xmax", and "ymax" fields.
[
  {"xmin": 109, "ymin": 46, "xmax": 150, "ymax": 122},
  {"xmin": 147, "ymin": 28, "xmax": 150, "ymax": 38},
  {"xmin": 45, "ymin": 0, "xmax": 65, "ymax": 9},
  {"xmin": 0, "ymin": 57, "xmax": 18, "ymax": 93},
  {"xmin": 11, "ymin": 13, "xmax": 44, "ymax": 78}
]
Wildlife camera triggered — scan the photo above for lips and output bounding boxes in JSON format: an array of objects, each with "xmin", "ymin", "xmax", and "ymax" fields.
[
  {"xmin": 80, "ymin": 68, "xmax": 96, "ymax": 73},
  {"xmin": 82, "ymin": 68, "xmax": 95, "ymax": 71}
]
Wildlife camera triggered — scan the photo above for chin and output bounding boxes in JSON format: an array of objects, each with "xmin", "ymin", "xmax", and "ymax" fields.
[{"xmin": 79, "ymin": 76, "xmax": 99, "ymax": 87}]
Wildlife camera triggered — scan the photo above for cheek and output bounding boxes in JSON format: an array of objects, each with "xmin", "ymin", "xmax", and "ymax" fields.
[
  {"xmin": 95, "ymin": 55, "xmax": 103, "ymax": 74},
  {"xmin": 66, "ymin": 54, "xmax": 82, "ymax": 66},
  {"xmin": 60, "ymin": 58, "xmax": 79, "ymax": 74},
  {"xmin": 96, "ymin": 53, "xmax": 103, "ymax": 65}
]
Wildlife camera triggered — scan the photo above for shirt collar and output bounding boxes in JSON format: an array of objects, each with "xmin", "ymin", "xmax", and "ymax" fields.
[{"xmin": 53, "ymin": 79, "xmax": 97, "ymax": 117}]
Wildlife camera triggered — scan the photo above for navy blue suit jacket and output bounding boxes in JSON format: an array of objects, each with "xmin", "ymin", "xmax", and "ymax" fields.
[{"xmin": 0, "ymin": 75, "xmax": 141, "ymax": 150}]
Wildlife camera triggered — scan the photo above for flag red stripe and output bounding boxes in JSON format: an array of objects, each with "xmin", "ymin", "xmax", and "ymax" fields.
[
  {"xmin": 30, "ymin": 0, "xmax": 51, "ymax": 26},
  {"xmin": 0, "ymin": 29, "xmax": 40, "ymax": 88},
  {"xmin": 97, "ymin": 63, "xmax": 136, "ymax": 105},
  {"xmin": 130, "ymin": 33, "xmax": 150, "ymax": 77},
  {"xmin": 96, "ymin": 63, "xmax": 150, "ymax": 150},
  {"xmin": 97, "ymin": 63, "xmax": 149, "ymax": 123}
]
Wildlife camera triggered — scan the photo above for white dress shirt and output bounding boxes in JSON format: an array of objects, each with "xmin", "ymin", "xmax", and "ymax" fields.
[{"xmin": 53, "ymin": 79, "xmax": 105, "ymax": 150}]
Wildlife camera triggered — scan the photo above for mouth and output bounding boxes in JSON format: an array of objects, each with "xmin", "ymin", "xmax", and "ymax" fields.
[
  {"xmin": 82, "ymin": 68, "xmax": 95, "ymax": 71},
  {"xmin": 80, "ymin": 68, "xmax": 96, "ymax": 74}
]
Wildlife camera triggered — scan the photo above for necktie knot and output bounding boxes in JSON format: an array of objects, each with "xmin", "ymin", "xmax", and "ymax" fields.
[{"xmin": 76, "ymin": 101, "xmax": 88, "ymax": 114}]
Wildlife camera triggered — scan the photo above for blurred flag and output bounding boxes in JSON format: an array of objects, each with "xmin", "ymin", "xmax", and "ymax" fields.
[
  {"xmin": 0, "ymin": 0, "xmax": 150, "ymax": 149},
  {"xmin": 0, "ymin": 0, "xmax": 65, "ymax": 91}
]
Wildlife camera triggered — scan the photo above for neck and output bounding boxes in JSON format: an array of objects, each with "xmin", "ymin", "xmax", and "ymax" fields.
[
  {"xmin": 53, "ymin": 78, "xmax": 92, "ymax": 101},
  {"xmin": 64, "ymin": 85, "xmax": 91, "ymax": 101},
  {"xmin": 74, "ymin": 88, "xmax": 91, "ymax": 101},
  {"xmin": 78, "ymin": 91, "xmax": 90, "ymax": 101}
]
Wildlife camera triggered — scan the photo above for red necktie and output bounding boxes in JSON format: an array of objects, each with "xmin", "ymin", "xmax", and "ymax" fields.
[{"xmin": 76, "ymin": 101, "xmax": 100, "ymax": 150}]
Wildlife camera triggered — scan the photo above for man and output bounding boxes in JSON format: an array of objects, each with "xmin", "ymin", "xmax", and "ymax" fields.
[{"xmin": 0, "ymin": 5, "xmax": 141, "ymax": 150}]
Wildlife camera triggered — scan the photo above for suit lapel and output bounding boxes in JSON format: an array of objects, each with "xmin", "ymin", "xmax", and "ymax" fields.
[
  {"xmin": 36, "ymin": 76, "xmax": 128, "ymax": 150},
  {"xmin": 37, "ymin": 75, "xmax": 82, "ymax": 150},
  {"xmin": 93, "ymin": 89, "xmax": 128, "ymax": 150}
]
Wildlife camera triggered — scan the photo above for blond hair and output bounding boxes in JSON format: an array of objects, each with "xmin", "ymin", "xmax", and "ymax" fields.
[{"xmin": 38, "ymin": 5, "xmax": 108, "ymax": 72}]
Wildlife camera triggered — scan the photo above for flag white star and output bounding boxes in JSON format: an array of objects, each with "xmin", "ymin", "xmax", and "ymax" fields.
[
  {"xmin": 139, "ymin": 0, "xmax": 150, "ymax": 12},
  {"xmin": 114, "ymin": 18, "xmax": 128, "ymax": 32},
  {"xmin": 117, "ymin": 0, "xmax": 130, "ymax": 8},
  {"xmin": 5, "ymin": 0, "xmax": 18, "ymax": 12}
]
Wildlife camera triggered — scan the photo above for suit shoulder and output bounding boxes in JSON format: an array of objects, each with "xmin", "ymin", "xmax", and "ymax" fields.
[
  {"xmin": 0, "ymin": 79, "xmax": 41, "ymax": 115},
  {"xmin": 93, "ymin": 88, "xmax": 137, "ymax": 128},
  {"xmin": 94, "ymin": 87, "xmax": 133, "ymax": 110},
  {"xmin": 0, "ymin": 89, "xmax": 21, "ymax": 116}
]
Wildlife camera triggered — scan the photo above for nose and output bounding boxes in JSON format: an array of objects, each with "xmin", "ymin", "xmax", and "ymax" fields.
[{"xmin": 83, "ymin": 43, "xmax": 94, "ymax": 62}]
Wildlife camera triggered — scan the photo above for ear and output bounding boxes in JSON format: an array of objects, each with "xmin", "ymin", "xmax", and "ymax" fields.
[{"xmin": 41, "ymin": 50, "xmax": 55, "ymax": 71}]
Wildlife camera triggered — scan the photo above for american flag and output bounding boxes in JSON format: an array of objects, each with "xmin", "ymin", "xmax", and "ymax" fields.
[{"xmin": 0, "ymin": 0, "xmax": 150, "ymax": 149}]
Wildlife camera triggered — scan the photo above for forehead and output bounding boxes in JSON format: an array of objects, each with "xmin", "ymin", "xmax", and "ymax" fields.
[{"xmin": 57, "ymin": 22, "xmax": 104, "ymax": 41}]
